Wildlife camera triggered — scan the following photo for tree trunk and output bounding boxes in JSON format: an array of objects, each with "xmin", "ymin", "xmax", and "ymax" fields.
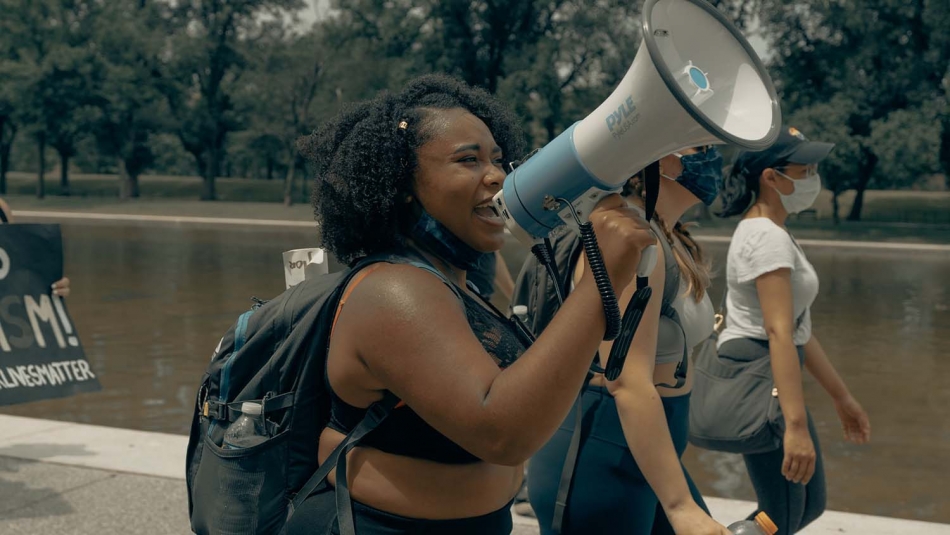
[
  {"xmin": 201, "ymin": 149, "xmax": 218, "ymax": 201},
  {"xmin": 940, "ymin": 114, "xmax": 950, "ymax": 189},
  {"xmin": 846, "ymin": 150, "xmax": 878, "ymax": 221},
  {"xmin": 831, "ymin": 190, "xmax": 841, "ymax": 225},
  {"xmin": 267, "ymin": 156, "xmax": 274, "ymax": 180},
  {"xmin": 847, "ymin": 187, "xmax": 867, "ymax": 222},
  {"xmin": 118, "ymin": 159, "xmax": 133, "ymax": 200},
  {"xmin": 0, "ymin": 147, "xmax": 8, "ymax": 195},
  {"xmin": 37, "ymin": 135, "xmax": 46, "ymax": 199},
  {"xmin": 59, "ymin": 151, "xmax": 70, "ymax": 196},
  {"xmin": 0, "ymin": 119, "xmax": 13, "ymax": 195},
  {"xmin": 0, "ymin": 135, "xmax": 13, "ymax": 196},
  {"xmin": 283, "ymin": 156, "xmax": 296, "ymax": 206}
]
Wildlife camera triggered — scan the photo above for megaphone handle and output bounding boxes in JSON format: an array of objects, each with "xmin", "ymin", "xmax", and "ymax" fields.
[
  {"xmin": 578, "ymin": 221, "xmax": 622, "ymax": 341},
  {"xmin": 604, "ymin": 284, "xmax": 653, "ymax": 381}
]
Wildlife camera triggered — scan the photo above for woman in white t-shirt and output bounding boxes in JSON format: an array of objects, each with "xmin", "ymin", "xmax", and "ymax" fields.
[{"xmin": 712, "ymin": 128, "xmax": 871, "ymax": 533}]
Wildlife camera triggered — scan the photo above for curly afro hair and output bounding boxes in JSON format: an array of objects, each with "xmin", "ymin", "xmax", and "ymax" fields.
[{"xmin": 298, "ymin": 74, "xmax": 527, "ymax": 265}]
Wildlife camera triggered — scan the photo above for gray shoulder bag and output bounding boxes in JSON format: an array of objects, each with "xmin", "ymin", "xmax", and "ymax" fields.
[{"xmin": 687, "ymin": 289, "xmax": 805, "ymax": 454}]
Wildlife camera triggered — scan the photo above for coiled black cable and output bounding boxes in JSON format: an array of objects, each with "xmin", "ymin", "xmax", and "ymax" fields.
[
  {"xmin": 531, "ymin": 239, "xmax": 606, "ymax": 375},
  {"xmin": 578, "ymin": 221, "xmax": 622, "ymax": 341},
  {"xmin": 555, "ymin": 198, "xmax": 622, "ymax": 341}
]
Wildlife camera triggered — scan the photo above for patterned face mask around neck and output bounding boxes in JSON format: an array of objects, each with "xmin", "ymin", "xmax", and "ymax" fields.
[{"xmin": 408, "ymin": 208, "xmax": 492, "ymax": 272}]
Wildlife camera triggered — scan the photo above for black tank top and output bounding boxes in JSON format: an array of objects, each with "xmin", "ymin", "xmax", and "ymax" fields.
[{"xmin": 326, "ymin": 267, "xmax": 529, "ymax": 464}]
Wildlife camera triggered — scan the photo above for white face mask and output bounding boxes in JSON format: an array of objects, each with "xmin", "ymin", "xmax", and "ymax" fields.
[{"xmin": 774, "ymin": 170, "xmax": 821, "ymax": 214}]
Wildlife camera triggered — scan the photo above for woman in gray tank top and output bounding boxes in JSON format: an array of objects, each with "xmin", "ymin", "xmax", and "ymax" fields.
[{"xmin": 524, "ymin": 147, "xmax": 730, "ymax": 535}]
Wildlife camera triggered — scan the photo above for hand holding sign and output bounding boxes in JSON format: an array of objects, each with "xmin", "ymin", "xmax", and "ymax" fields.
[
  {"xmin": 52, "ymin": 276, "xmax": 71, "ymax": 297},
  {"xmin": 0, "ymin": 224, "xmax": 100, "ymax": 406}
]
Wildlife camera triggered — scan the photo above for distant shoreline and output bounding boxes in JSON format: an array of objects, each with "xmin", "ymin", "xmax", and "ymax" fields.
[{"xmin": 14, "ymin": 208, "xmax": 950, "ymax": 253}]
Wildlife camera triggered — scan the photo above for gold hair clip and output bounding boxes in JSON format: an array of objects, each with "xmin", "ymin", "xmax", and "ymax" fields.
[{"xmin": 397, "ymin": 120, "xmax": 409, "ymax": 132}]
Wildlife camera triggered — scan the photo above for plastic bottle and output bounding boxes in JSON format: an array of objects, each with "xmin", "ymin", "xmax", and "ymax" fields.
[
  {"xmin": 223, "ymin": 402, "xmax": 268, "ymax": 449},
  {"xmin": 728, "ymin": 512, "xmax": 778, "ymax": 535}
]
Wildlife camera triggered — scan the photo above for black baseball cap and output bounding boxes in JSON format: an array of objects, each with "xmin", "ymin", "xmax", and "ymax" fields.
[{"xmin": 734, "ymin": 126, "xmax": 835, "ymax": 180}]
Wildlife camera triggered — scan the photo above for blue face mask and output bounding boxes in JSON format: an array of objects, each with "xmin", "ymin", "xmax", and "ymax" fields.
[
  {"xmin": 665, "ymin": 147, "xmax": 724, "ymax": 206},
  {"xmin": 409, "ymin": 209, "xmax": 492, "ymax": 272}
]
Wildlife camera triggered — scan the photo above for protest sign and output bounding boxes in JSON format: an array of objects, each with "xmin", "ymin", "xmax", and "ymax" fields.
[{"xmin": 0, "ymin": 224, "xmax": 100, "ymax": 406}]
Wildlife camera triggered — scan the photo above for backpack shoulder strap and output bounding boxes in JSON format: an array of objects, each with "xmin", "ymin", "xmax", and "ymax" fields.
[
  {"xmin": 331, "ymin": 263, "xmax": 386, "ymax": 334},
  {"xmin": 288, "ymin": 392, "xmax": 399, "ymax": 526}
]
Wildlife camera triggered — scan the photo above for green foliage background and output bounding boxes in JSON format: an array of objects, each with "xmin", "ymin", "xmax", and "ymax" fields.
[{"xmin": 0, "ymin": 0, "xmax": 947, "ymax": 218}]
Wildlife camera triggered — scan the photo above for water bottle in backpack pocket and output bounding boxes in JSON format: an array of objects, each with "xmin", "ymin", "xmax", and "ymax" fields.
[
  {"xmin": 224, "ymin": 402, "xmax": 268, "ymax": 449},
  {"xmin": 191, "ymin": 395, "xmax": 294, "ymax": 535}
]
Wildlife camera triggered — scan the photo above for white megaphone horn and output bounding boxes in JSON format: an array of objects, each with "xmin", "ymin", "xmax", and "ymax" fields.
[{"xmin": 493, "ymin": 0, "xmax": 781, "ymax": 251}]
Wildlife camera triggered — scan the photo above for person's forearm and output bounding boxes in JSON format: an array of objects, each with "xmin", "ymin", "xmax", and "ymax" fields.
[
  {"xmin": 802, "ymin": 335, "xmax": 850, "ymax": 401},
  {"xmin": 613, "ymin": 385, "xmax": 695, "ymax": 512},
  {"xmin": 767, "ymin": 331, "xmax": 808, "ymax": 429}
]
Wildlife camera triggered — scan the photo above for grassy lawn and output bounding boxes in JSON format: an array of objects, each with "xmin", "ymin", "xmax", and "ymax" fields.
[
  {"xmin": 4, "ymin": 171, "xmax": 309, "ymax": 204},
  {"xmin": 5, "ymin": 171, "xmax": 950, "ymax": 226}
]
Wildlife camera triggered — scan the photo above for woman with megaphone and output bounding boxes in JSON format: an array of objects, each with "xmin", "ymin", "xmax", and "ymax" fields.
[
  {"xmin": 512, "ymin": 148, "xmax": 731, "ymax": 535},
  {"xmin": 284, "ymin": 74, "xmax": 659, "ymax": 535}
]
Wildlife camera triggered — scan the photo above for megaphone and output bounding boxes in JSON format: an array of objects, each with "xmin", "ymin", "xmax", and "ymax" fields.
[
  {"xmin": 493, "ymin": 0, "xmax": 781, "ymax": 374},
  {"xmin": 494, "ymin": 0, "xmax": 780, "ymax": 247}
]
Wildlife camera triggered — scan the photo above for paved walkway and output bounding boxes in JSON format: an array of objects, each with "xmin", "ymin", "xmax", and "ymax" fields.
[{"xmin": 1, "ymin": 415, "xmax": 948, "ymax": 535}]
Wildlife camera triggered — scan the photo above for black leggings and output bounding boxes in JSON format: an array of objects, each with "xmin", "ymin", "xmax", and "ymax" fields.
[
  {"xmin": 742, "ymin": 412, "xmax": 827, "ymax": 534},
  {"xmin": 284, "ymin": 483, "xmax": 513, "ymax": 535},
  {"xmin": 718, "ymin": 337, "xmax": 827, "ymax": 533},
  {"xmin": 527, "ymin": 387, "xmax": 707, "ymax": 535}
]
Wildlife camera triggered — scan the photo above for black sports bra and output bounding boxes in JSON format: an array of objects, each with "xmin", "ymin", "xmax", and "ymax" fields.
[{"xmin": 326, "ymin": 262, "xmax": 529, "ymax": 464}]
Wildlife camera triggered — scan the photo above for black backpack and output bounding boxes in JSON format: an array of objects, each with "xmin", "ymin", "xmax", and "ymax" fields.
[{"xmin": 185, "ymin": 252, "xmax": 454, "ymax": 535}]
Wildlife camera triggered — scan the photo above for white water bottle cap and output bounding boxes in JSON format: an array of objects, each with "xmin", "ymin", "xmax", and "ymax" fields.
[
  {"xmin": 240, "ymin": 402, "xmax": 262, "ymax": 416},
  {"xmin": 512, "ymin": 305, "xmax": 528, "ymax": 318}
]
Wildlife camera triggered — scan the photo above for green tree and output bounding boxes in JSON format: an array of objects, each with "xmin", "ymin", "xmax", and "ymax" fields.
[
  {"xmin": 0, "ymin": 72, "xmax": 17, "ymax": 195},
  {"xmin": 785, "ymin": 96, "xmax": 864, "ymax": 224},
  {"xmin": 158, "ymin": 0, "xmax": 304, "ymax": 200},
  {"xmin": 0, "ymin": 0, "xmax": 58, "ymax": 198},
  {"xmin": 321, "ymin": 0, "xmax": 426, "ymax": 100},
  {"xmin": 237, "ymin": 26, "xmax": 325, "ymax": 205},
  {"xmin": 92, "ymin": 0, "xmax": 166, "ymax": 198},
  {"xmin": 759, "ymin": 0, "xmax": 948, "ymax": 220},
  {"xmin": 422, "ymin": 0, "xmax": 557, "ymax": 94},
  {"xmin": 41, "ymin": 45, "xmax": 103, "ymax": 196},
  {"xmin": 706, "ymin": 0, "xmax": 760, "ymax": 31},
  {"xmin": 497, "ymin": 0, "xmax": 643, "ymax": 146},
  {"xmin": 0, "ymin": 0, "xmax": 102, "ymax": 198}
]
